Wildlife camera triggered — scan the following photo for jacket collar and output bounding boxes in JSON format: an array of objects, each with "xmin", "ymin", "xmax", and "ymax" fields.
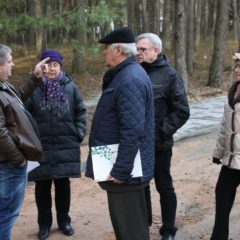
[
  {"xmin": 141, "ymin": 53, "xmax": 170, "ymax": 72},
  {"xmin": 102, "ymin": 56, "xmax": 137, "ymax": 88}
]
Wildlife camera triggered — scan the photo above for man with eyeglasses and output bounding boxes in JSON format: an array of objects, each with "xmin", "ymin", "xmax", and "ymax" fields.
[{"xmin": 136, "ymin": 33, "xmax": 190, "ymax": 240}]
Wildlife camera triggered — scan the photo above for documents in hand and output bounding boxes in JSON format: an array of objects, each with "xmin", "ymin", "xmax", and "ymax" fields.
[
  {"xmin": 91, "ymin": 144, "xmax": 143, "ymax": 182},
  {"xmin": 27, "ymin": 161, "xmax": 40, "ymax": 174}
]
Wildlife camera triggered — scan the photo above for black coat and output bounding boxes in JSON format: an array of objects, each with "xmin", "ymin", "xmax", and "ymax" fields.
[
  {"xmin": 25, "ymin": 73, "xmax": 86, "ymax": 181},
  {"xmin": 142, "ymin": 53, "xmax": 190, "ymax": 151}
]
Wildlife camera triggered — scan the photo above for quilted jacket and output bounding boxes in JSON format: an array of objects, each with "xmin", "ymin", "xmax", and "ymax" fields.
[
  {"xmin": 25, "ymin": 73, "xmax": 86, "ymax": 181},
  {"xmin": 213, "ymin": 80, "xmax": 240, "ymax": 170},
  {"xmin": 85, "ymin": 56, "xmax": 155, "ymax": 185}
]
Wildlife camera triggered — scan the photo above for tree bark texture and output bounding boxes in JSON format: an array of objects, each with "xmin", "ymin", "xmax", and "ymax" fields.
[
  {"xmin": 208, "ymin": 0, "xmax": 230, "ymax": 87},
  {"xmin": 175, "ymin": 0, "xmax": 189, "ymax": 91}
]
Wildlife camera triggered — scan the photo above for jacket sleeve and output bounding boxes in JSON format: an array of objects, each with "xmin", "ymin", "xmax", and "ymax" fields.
[
  {"xmin": 15, "ymin": 74, "xmax": 40, "ymax": 101},
  {"xmin": 0, "ymin": 106, "xmax": 26, "ymax": 166},
  {"xmin": 213, "ymin": 114, "xmax": 226, "ymax": 159},
  {"xmin": 73, "ymin": 84, "xmax": 86, "ymax": 142},
  {"xmin": 110, "ymin": 79, "xmax": 146, "ymax": 181},
  {"xmin": 159, "ymin": 73, "xmax": 190, "ymax": 138}
]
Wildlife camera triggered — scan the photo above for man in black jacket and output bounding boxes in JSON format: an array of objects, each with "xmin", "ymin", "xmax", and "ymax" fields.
[{"xmin": 136, "ymin": 33, "xmax": 190, "ymax": 240}]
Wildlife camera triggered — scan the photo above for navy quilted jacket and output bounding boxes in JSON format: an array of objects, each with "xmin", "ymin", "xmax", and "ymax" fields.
[{"xmin": 85, "ymin": 56, "xmax": 155, "ymax": 184}]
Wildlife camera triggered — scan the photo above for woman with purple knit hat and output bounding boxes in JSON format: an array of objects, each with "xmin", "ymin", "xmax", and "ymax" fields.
[{"xmin": 25, "ymin": 49, "xmax": 86, "ymax": 240}]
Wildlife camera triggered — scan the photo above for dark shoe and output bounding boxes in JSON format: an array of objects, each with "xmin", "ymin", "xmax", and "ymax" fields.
[
  {"xmin": 37, "ymin": 228, "xmax": 49, "ymax": 240},
  {"xmin": 60, "ymin": 224, "xmax": 74, "ymax": 236},
  {"xmin": 162, "ymin": 234, "xmax": 175, "ymax": 240}
]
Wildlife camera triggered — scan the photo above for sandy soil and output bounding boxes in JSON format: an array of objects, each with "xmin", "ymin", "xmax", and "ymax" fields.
[{"xmin": 12, "ymin": 130, "xmax": 240, "ymax": 240}]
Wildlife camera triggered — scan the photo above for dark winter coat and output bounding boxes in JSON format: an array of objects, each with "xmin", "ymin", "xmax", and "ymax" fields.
[
  {"xmin": 25, "ymin": 73, "xmax": 86, "ymax": 181},
  {"xmin": 142, "ymin": 53, "xmax": 190, "ymax": 151},
  {"xmin": 85, "ymin": 56, "xmax": 155, "ymax": 186}
]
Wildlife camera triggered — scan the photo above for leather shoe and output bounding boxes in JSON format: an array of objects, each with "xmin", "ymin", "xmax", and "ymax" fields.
[
  {"xmin": 60, "ymin": 224, "xmax": 74, "ymax": 236},
  {"xmin": 37, "ymin": 228, "xmax": 49, "ymax": 240},
  {"xmin": 162, "ymin": 234, "xmax": 175, "ymax": 240}
]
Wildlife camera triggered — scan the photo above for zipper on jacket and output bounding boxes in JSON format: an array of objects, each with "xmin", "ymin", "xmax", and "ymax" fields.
[{"xmin": 228, "ymin": 111, "xmax": 235, "ymax": 167}]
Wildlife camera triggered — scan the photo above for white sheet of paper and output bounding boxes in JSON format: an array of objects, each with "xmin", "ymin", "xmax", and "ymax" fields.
[
  {"xmin": 27, "ymin": 161, "xmax": 40, "ymax": 174},
  {"xmin": 91, "ymin": 144, "xmax": 142, "ymax": 182}
]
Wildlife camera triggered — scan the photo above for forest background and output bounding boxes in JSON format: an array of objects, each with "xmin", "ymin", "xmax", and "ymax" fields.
[{"xmin": 0, "ymin": 0, "xmax": 239, "ymax": 104}]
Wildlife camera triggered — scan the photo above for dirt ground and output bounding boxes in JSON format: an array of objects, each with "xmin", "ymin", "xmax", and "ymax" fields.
[{"xmin": 12, "ymin": 130, "xmax": 240, "ymax": 240}]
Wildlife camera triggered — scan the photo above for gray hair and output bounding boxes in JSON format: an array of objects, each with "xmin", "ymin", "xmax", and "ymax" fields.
[
  {"xmin": 0, "ymin": 44, "xmax": 11, "ymax": 65},
  {"xmin": 111, "ymin": 43, "xmax": 137, "ymax": 57},
  {"xmin": 136, "ymin": 33, "xmax": 162, "ymax": 54}
]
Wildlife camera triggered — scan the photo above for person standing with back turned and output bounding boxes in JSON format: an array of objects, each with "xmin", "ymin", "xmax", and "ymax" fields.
[
  {"xmin": 136, "ymin": 33, "xmax": 190, "ymax": 240},
  {"xmin": 85, "ymin": 27, "xmax": 155, "ymax": 240}
]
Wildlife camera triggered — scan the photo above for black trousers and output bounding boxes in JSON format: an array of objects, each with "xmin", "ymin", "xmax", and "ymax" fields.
[
  {"xmin": 107, "ymin": 187, "xmax": 149, "ymax": 240},
  {"xmin": 211, "ymin": 166, "xmax": 240, "ymax": 240},
  {"xmin": 146, "ymin": 149, "xmax": 177, "ymax": 236},
  {"xmin": 35, "ymin": 178, "xmax": 71, "ymax": 229}
]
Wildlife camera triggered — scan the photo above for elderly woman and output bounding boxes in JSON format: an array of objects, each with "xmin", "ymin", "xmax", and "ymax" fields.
[
  {"xmin": 25, "ymin": 49, "xmax": 86, "ymax": 240},
  {"xmin": 211, "ymin": 53, "xmax": 240, "ymax": 240}
]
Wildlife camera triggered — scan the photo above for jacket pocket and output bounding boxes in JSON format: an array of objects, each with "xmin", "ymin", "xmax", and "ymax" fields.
[
  {"xmin": 15, "ymin": 133, "xmax": 43, "ymax": 161},
  {"xmin": 98, "ymin": 88, "xmax": 115, "ymax": 109}
]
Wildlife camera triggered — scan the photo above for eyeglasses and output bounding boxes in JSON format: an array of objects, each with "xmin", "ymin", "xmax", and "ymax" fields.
[
  {"xmin": 137, "ymin": 47, "xmax": 152, "ymax": 53},
  {"xmin": 43, "ymin": 62, "xmax": 60, "ymax": 73},
  {"xmin": 234, "ymin": 65, "xmax": 240, "ymax": 70},
  {"xmin": 45, "ymin": 62, "xmax": 60, "ymax": 69}
]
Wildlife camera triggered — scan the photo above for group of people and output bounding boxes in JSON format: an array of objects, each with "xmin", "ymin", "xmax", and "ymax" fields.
[{"xmin": 0, "ymin": 26, "xmax": 239, "ymax": 240}]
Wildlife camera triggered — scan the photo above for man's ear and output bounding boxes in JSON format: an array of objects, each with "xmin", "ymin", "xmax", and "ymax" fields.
[
  {"xmin": 115, "ymin": 45, "xmax": 123, "ymax": 56},
  {"xmin": 153, "ymin": 48, "xmax": 159, "ymax": 54}
]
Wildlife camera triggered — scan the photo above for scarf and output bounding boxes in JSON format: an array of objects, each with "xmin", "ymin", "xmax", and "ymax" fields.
[{"xmin": 40, "ymin": 71, "xmax": 69, "ymax": 118}]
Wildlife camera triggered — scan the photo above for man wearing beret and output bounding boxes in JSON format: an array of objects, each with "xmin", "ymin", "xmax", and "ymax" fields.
[{"xmin": 85, "ymin": 27, "xmax": 155, "ymax": 240}]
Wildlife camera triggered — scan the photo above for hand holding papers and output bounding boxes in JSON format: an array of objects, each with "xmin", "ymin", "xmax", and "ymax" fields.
[
  {"xmin": 91, "ymin": 144, "xmax": 142, "ymax": 182},
  {"xmin": 27, "ymin": 161, "xmax": 40, "ymax": 174}
]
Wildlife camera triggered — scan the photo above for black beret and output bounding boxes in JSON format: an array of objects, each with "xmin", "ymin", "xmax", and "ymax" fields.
[{"xmin": 99, "ymin": 27, "xmax": 135, "ymax": 44}]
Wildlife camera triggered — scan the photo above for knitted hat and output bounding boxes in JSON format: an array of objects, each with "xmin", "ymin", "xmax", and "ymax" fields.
[
  {"xmin": 99, "ymin": 27, "xmax": 135, "ymax": 44},
  {"xmin": 40, "ymin": 49, "xmax": 63, "ymax": 65}
]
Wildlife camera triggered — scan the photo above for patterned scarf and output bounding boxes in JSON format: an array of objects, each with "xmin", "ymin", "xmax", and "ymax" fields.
[{"xmin": 40, "ymin": 71, "xmax": 69, "ymax": 118}]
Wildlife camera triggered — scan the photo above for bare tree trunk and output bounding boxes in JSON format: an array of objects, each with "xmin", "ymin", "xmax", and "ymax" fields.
[
  {"xmin": 26, "ymin": 0, "xmax": 35, "ymax": 46},
  {"xmin": 127, "ymin": 1, "xmax": 135, "ymax": 31},
  {"xmin": 72, "ymin": 0, "xmax": 87, "ymax": 74},
  {"xmin": 134, "ymin": 1, "xmax": 142, "ymax": 35},
  {"xmin": 233, "ymin": 0, "xmax": 239, "ymax": 40},
  {"xmin": 207, "ymin": 0, "xmax": 215, "ymax": 37},
  {"xmin": 186, "ymin": 0, "xmax": 195, "ymax": 76},
  {"xmin": 141, "ymin": 0, "xmax": 149, "ymax": 32},
  {"xmin": 162, "ymin": 0, "xmax": 172, "ymax": 50},
  {"xmin": 195, "ymin": 0, "xmax": 201, "ymax": 48},
  {"xmin": 171, "ymin": 0, "xmax": 176, "ymax": 51},
  {"xmin": 200, "ymin": 0, "xmax": 208, "ymax": 39},
  {"xmin": 147, "ymin": 0, "xmax": 160, "ymax": 35},
  {"xmin": 34, "ymin": 0, "xmax": 43, "ymax": 57},
  {"xmin": 236, "ymin": 0, "xmax": 240, "ymax": 52},
  {"xmin": 175, "ymin": 0, "xmax": 189, "ymax": 91},
  {"xmin": 208, "ymin": 0, "xmax": 230, "ymax": 87}
]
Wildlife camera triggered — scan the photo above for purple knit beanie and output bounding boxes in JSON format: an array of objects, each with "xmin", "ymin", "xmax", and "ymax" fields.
[{"xmin": 40, "ymin": 49, "xmax": 63, "ymax": 65}]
